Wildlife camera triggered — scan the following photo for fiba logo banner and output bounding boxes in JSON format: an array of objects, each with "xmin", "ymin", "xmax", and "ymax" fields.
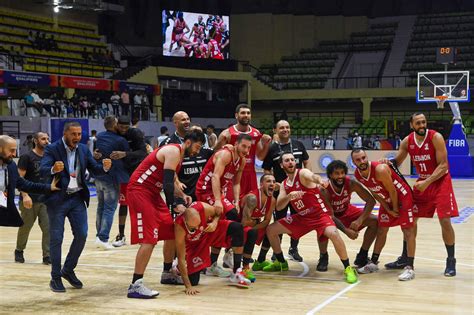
[
  {"xmin": 319, "ymin": 153, "xmax": 335, "ymax": 170},
  {"xmin": 447, "ymin": 124, "xmax": 469, "ymax": 155},
  {"xmin": 346, "ymin": 155, "xmax": 356, "ymax": 171}
]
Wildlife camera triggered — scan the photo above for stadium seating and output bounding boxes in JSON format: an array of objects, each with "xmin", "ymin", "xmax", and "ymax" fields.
[
  {"xmin": 257, "ymin": 22, "xmax": 397, "ymax": 89},
  {"xmin": 258, "ymin": 117, "xmax": 343, "ymax": 138},
  {"xmin": 0, "ymin": 7, "xmax": 113, "ymax": 78},
  {"xmin": 402, "ymin": 12, "xmax": 474, "ymax": 85}
]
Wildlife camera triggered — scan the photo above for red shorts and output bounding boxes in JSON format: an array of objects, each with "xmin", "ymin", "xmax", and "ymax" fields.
[
  {"xmin": 128, "ymin": 190, "xmax": 174, "ymax": 245},
  {"xmin": 243, "ymin": 226, "xmax": 266, "ymax": 246},
  {"xmin": 185, "ymin": 220, "xmax": 232, "ymax": 274},
  {"xmin": 278, "ymin": 212, "xmax": 335, "ymax": 240},
  {"xmin": 225, "ymin": 169, "xmax": 258, "ymax": 201},
  {"xmin": 195, "ymin": 192, "xmax": 235, "ymax": 217},
  {"xmin": 320, "ymin": 205, "xmax": 364, "ymax": 242},
  {"xmin": 378, "ymin": 194, "xmax": 414, "ymax": 229},
  {"xmin": 413, "ymin": 174, "xmax": 459, "ymax": 219},
  {"xmin": 119, "ymin": 183, "xmax": 128, "ymax": 206}
]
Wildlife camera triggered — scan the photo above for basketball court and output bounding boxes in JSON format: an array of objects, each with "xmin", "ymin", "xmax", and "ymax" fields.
[{"xmin": 0, "ymin": 177, "xmax": 472, "ymax": 314}]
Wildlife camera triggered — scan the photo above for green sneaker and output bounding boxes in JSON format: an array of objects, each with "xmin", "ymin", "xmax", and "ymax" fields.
[
  {"xmin": 252, "ymin": 260, "xmax": 271, "ymax": 271},
  {"xmin": 262, "ymin": 260, "xmax": 289, "ymax": 272},
  {"xmin": 242, "ymin": 268, "xmax": 256, "ymax": 282},
  {"xmin": 344, "ymin": 266, "xmax": 358, "ymax": 284}
]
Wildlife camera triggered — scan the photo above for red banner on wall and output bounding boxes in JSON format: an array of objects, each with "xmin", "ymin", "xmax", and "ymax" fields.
[{"xmin": 60, "ymin": 76, "xmax": 111, "ymax": 90}]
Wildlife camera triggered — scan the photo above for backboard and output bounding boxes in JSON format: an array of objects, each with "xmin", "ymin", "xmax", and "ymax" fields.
[{"xmin": 416, "ymin": 70, "xmax": 470, "ymax": 103}]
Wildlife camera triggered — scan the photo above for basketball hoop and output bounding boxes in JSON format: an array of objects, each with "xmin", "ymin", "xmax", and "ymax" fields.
[{"xmin": 435, "ymin": 95, "xmax": 448, "ymax": 109}]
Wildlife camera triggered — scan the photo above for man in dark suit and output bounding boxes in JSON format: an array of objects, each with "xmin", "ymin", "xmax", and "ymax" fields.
[
  {"xmin": 0, "ymin": 135, "xmax": 58, "ymax": 227},
  {"xmin": 40, "ymin": 121, "xmax": 112, "ymax": 293}
]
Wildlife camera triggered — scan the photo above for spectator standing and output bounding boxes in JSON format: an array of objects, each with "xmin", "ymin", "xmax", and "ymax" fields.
[
  {"xmin": 373, "ymin": 136, "xmax": 381, "ymax": 150},
  {"xmin": 312, "ymin": 135, "xmax": 322, "ymax": 150},
  {"xmin": 110, "ymin": 91, "xmax": 120, "ymax": 116},
  {"xmin": 352, "ymin": 132, "xmax": 363, "ymax": 149},
  {"xmin": 133, "ymin": 92, "xmax": 142, "ymax": 121},
  {"xmin": 15, "ymin": 132, "xmax": 51, "ymax": 265},
  {"xmin": 156, "ymin": 126, "xmax": 169, "ymax": 148},
  {"xmin": 324, "ymin": 135, "xmax": 335, "ymax": 150},
  {"xmin": 120, "ymin": 90, "xmax": 130, "ymax": 117},
  {"xmin": 206, "ymin": 124, "xmax": 217, "ymax": 148},
  {"xmin": 87, "ymin": 130, "xmax": 97, "ymax": 155}
]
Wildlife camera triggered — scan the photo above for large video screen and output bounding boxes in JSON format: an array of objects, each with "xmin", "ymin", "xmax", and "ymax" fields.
[{"xmin": 162, "ymin": 11, "xmax": 230, "ymax": 59}]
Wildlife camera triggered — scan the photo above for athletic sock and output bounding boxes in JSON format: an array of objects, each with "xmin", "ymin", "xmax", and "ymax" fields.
[
  {"xmin": 407, "ymin": 257, "xmax": 414, "ymax": 268},
  {"xmin": 233, "ymin": 253, "xmax": 242, "ymax": 273},
  {"xmin": 163, "ymin": 262, "xmax": 172, "ymax": 272},
  {"xmin": 118, "ymin": 224, "xmax": 125, "ymax": 237},
  {"xmin": 290, "ymin": 238, "xmax": 299, "ymax": 249},
  {"xmin": 243, "ymin": 257, "xmax": 252, "ymax": 266},
  {"xmin": 371, "ymin": 253, "xmax": 380, "ymax": 264},
  {"xmin": 275, "ymin": 252, "xmax": 285, "ymax": 263},
  {"xmin": 402, "ymin": 240, "xmax": 408, "ymax": 258},
  {"xmin": 320, "ymin": 252, "xmax": 328, "ymax": 258},
  {"xmin": 257, "ymin": 248, "xmax": 269, "ymax": 263},
  {"xmin": 210, "ymin": 252, "xmax": 219, "ymax": 264},
  {"xmin": 445, "ymin": 244, "xmax": 455, "ymax": 258},
  {"xmin": 358, "ymin": 248, "xmax": 369, "ymax": 258},
  {"xmin": 132, "ymin": 273, "xmax": 143, "ymax": 283},
  {"xmin": 341, "ymin": 259, "xmax": 350, "ymax": 268}
]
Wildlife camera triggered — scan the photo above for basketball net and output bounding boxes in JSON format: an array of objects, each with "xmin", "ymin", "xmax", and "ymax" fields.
[{"xmin": 435, "ymin": 95, "xmax": 448, "ymax": 109}]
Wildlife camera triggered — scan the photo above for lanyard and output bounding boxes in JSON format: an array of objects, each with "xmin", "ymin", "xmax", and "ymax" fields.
[
  {"xmin": 175, "ymin": 132, "xmax": 184, "ymax": 144},
  {"xmin": 277, "ymin": 139, "xmax": 293, "ymax": 155},
  {"xmin": 3, "ymin": 169, "xmax": 7, "ymax": 191}
]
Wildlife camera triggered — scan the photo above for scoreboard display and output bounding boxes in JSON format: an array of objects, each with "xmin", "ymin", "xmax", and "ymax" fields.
[{"xmin": 436, "ymin": 47, "xmax": 456, "ymax": 64}]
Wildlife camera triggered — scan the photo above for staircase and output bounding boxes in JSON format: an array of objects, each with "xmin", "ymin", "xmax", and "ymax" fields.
[{"xmin": 382, "ymin": 15, "xmax": 417, "ymax": 85}]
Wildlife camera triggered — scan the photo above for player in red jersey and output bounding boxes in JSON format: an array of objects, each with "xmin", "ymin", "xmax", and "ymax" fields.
[
  {"xmin": 126, "ymin": 130, "xmax": 205, "ymax": 299},
  {"xmin": 317, "ymin": 160, "xmax": 379, "ymax": 272},
  {"xmin": 239, "ymin": 174, "xmax": 276, "ymax": 278},
  {"xmin": 175, "ymin": 201, "xmax": 252, "ymax": 294},
  {"xmin": 263, "ymin": 153, "xmax": 358, "ymax": 284},
  {"xmin": 205, "ymin": 38, "xmax": 224, "ymax": 60},
  {"xmin": 384, "ymin": 113, "xmax": 458, "ymax": 276},
  {"xmin": 352, "ymin": 149, "xmax": 416, "ymax": 281},
  {"xmin": 195, "ymin": 134, "xmax": 250, "ymax": 276},
  {"xmin": 214, "ymin": 104, "xmax": 272, "ymax": 200},
  {"xmin": 169, "ymin": 12, "xmax": 190, "ymax": 53}
]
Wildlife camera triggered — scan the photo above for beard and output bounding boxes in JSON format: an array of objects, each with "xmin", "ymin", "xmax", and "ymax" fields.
[
  {"xmin": 0, "ymin": 156, "xmax": 13, "ymax": 164},
  {"xmin": 414, "ymin": 127, "xmax": 426, "ymax": 136},
  {"xmin": 357, "ymin": 162, "xmax": 369, "ymax": 171},
  {"xmin": 238, "ymin": 118, "xmax": 249, "ymax": 126},
  {"xmin": 331, "ymin": 179, "xmax": 344, "ymax": 188}
]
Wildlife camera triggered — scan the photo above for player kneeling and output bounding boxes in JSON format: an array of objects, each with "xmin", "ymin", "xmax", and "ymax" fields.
[
  {"xmin": 237, "ymin": 174, "xmax": 277, "ymax": 281},
  {"xmin": 175, "ymin": 201, "xmax": 252, "ymax": 294},
  {"xmin": 263, "ymin": 153, "xmax": 358, "ymax": 284}
]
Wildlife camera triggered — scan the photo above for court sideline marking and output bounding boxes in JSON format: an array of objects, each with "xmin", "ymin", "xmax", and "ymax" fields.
[{"xmin": 305, "ymin": 281, "xmax": 360, "ymax": 314}]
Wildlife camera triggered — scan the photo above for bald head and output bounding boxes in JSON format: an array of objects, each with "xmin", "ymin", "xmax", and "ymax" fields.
[
  {"xmin": 184, "ymin": 206, "xmax": 201, "ymax": 232},
  {"xmin": 275, "ymin": 120, "xmax": 291, "ymax": 142},
  {"xmin": 172, "ymin": 111, "xmax": 191, "ymax": 136},
  {"xmin": 0, "ymin": 135, "xmax": 17, "ymax": 164}
]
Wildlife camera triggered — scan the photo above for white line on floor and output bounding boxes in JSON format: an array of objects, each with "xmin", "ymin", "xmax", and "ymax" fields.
[
  {"xmin": 297, "ymin": 261, "xmax": 310, "ymax": 277},
  {"xmin": 306, "ymin": 281, "xmax": 360, "ymax": 314}
]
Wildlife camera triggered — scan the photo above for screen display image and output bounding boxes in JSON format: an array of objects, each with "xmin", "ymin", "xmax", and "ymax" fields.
[{"xmin": 162, "ymin": 11, "xmax": 230, "ymax": 59}]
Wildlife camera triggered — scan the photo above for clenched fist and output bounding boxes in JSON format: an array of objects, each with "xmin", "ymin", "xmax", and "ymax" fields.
[
  {"xmin": 52, "ymin": 161, "xmax": 64, "ymax": 173},
  {"xmin": 261, "ymin": 134, "xmax": 272, "ymax": 144},
  {"xmin": 102, "ymin": 158, "xmax": 112, "ymax": 171}
]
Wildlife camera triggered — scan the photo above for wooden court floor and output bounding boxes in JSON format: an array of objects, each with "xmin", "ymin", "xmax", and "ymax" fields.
[{"xmin": 0, "ymin": 178, "xmax": 473, "ymax": 314}]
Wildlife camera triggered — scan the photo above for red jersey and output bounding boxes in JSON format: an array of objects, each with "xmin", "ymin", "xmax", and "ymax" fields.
[
  {"xmin": 174, "ymin": 19, "xmax": 186, "ymax": 34},
  {"xmin": 128, "ymin": 144, "xmax": 182, "ymax": 193},
  {"xmin": 282, "ymin": 169, "xmax": 330, "ymax": 217},
  {"xmin": 208, "ymin": 39, "xmax": 223, "ymax": 59},
  {"xmin": 192, "ymin": 25, "xmax": 204, "ymax": 41},
  {"xmin": 194, "ymin": 44, "xmax": 207, "ymax": 58},
  {"xmin": 175, "ymin": 201, "xmax": 209, "ymax": 243},
  {"xmin": 354, "ymin": 161, "xmax": 410, "ymax": 204},
  {"xmin": 327, "ymin": 176, "xmax": 352, "ymax": 216},
  {"xmin": 228, "ymin": 125, "xmax": 262, "ymax": 173},
  {"xmin": 196, "ymin": 147, "xmax": 241, "ymax": 197},
  {"xmin": 244, "ymin": 189, "xmax": 273, "ymax": 219},
  {"xmin": 407, "ymin": 129, "xmax": 446, "ymax": 180}
]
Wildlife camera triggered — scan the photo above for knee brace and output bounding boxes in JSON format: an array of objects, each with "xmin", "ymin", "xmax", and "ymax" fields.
[{"xmin": 227, "ymin": 221, "xmax": 243, "ymax": 247}]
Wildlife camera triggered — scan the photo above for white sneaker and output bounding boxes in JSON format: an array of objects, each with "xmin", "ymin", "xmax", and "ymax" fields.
[
  {"xmin": 206, "ymin": 262, "xmax": 231, "ymax": 278},
  {"xmin": 160, "ymin": 271, "xmax": 184, "ymax": 285},
  {"xmin": 398, "ymin": 266, "xmax": 415, "ymax": 281},
  {"xmin": 357, "ymin": 261, "xmax": 379, "ymax": 274},
  {"xmin": 127, "ymin": 279, "xmax": 159, "ymax": 299},
  {"xmin": 112, "ymin": 234, "xmax": 126, "ymax": 247},
  {"xmin": 229, "ymin": 268, "xmax": 251, "ymax": 288},
  {"xmin": 223, "ymin": 249, "xmax": 234, "ymax": 269},
  {"xmin": 96, "ymin": 238, "xmax": 114, "ymax": 250}
]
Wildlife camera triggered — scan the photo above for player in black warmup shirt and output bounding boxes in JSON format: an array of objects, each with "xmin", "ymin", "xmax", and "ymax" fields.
[{"xmin": 262, "ymin": 120, "xmax": 310, "ymax": 262}]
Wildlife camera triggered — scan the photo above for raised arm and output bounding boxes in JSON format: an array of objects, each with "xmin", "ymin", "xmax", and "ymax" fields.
[
  {"xmin": 256, "ymin": 134, "xmax": 272, "ymax": 161},
  {"xmin": 213, "ymin": 129, "xmax": 230, "ymax": 151}
]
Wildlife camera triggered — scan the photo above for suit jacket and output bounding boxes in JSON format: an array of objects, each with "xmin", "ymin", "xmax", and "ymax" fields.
[
  {"xmin": 40, "ymin": 139, "xmax": 105, "ymax": 208},
  {"xmin": 0, "ymin": 162, "xmax": 51, "ymax": 227}
]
